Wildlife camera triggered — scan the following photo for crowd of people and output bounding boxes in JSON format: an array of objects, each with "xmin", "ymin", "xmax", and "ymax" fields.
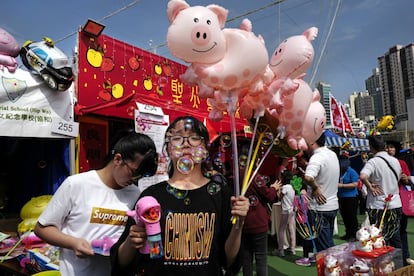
[{"xmin": 33, "ymin": 115, "xmax": 414, "ymax": 275}]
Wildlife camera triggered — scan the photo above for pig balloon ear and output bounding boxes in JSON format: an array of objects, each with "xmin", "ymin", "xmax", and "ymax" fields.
[
  {"xmin": 303, "ymin": 27, "xmax": 318, "ymax": 41},
  {"xmin": 167, "ymin": 0, "xmax": 190, "ymax": 23},
  {"xmin": 207, "ymin": 4, "xmax": 228, "ymax": 29}
]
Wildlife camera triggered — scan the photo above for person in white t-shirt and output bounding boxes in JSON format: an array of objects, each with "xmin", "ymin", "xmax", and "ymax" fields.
[
  {"xmin": 360, "ymin": 135, "xmax": 402, "ymax": 251},
  {"xmin": 34, "ymin": 131, "xmax": 158, "ymax": 276},
  {"xmin": 296, "ymin": 132, "xmax": 339, "ymax": 266}
]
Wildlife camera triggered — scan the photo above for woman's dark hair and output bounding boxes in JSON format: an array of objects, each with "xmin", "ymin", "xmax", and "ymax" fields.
[
  {"xmin": 164, "ymin": 116, "xmax": 209, "ymax": 177},
  {"xmin": 105, "ymin": 130, "xmax": 158, "ymax": 177},
  {"xmin": 164, "ymin": 116, "xmax": 209, "ymax": 146},
  {"xmin": 386, "ymin": 140, "xmax": 402, "ymax": 153}
]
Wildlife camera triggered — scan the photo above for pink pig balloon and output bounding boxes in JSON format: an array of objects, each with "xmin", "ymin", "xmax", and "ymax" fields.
[
  {"xmin": 269, "ymin": 27, "xmax": 318, "ymax": 80},
  {"xmin": 241, "ymin": 27, "xmax": 318, "ymax": 120},
  {"xmin": 0, "ymin": 28, "xmax": 20, "ymax": 73},
  {"xmin": 301, "ymin": 89, "xmax": 326, "ymax": 145},
  {"xmin": 276, "ymin": 78, "xmax": 313, "ymax": 151},
  {"xmin": 166, "ymin": 0, "xmax": 269, "ymax": 98}
]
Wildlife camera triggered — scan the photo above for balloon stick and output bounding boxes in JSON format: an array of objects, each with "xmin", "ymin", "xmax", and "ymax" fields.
[
  {"xmin": 241, "ymin": 117, "xmax": 260, "ymax": 192},
  {"xmin": 240, "ymin": 131, "xmax": 265, "ymax": 196},
  {"xmin": 242, "ymin": 139, "xmax": 276, "ymax": 195},
  {"xmin": 226, "ymin": 91, "xmax": 241, "ymax": 226}
]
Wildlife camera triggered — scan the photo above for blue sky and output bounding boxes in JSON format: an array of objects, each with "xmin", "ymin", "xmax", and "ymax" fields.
[{"xmin": 1, "ymin": 0, "xmax": 413, "ymax": 103}]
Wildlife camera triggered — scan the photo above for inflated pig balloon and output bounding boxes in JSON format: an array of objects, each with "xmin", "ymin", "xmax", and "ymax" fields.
[
  {"xmin": 269, "ymin": 27, "xmax": 318, "ymax": 80},
  {"xmin": 276, "ymin": 78, "xmax": 313, "ymax": 151},
  {"xmin": 301, "ymin": 89, "xmax": 326, "ymax": 145},
  {"xmin": 0, "ymin": 28, "xmax": 20, "ymax": 73},
  {"xmin": 166, "ymin": 0, "xmax": 270, "ymax": 98}
]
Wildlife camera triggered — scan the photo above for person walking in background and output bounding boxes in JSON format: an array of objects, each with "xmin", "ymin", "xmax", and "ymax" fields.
[
  {"xmin": 241, "ymin": 176, "xmax": 280, "ymax": 276},
  {"xmin": 337, "ymin": 153, "xmax": 359, "ymax": 241},
  {"xmin": 385, "ymin": 140, "xmax": 414, "ymax": 266},
  {"xmin": 360, "ymin": 136, "xmax": 402, "ymax": 253},
  {"xmin": 35, "ymin": 131, "xmax": 158, "ymax": 276},
  {"xmin": 275, "ymin": 170, "xmax": 296, "ymax": 257},
  {"xmin": 110, "ymin": 116, "xmax": 250, "ymax": 276},
  {"xmin": 296, "ymin": 132, "xmax": 339, "ymax": 266}
]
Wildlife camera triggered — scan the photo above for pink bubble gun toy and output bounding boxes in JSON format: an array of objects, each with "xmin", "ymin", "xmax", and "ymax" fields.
[
  {"xmin": 91, "ymin": 235, "xmax": 118, "ymax": 256},
  {"xmin": 127, "ymin": 196, "xmax": 163, "ymax": 259}
]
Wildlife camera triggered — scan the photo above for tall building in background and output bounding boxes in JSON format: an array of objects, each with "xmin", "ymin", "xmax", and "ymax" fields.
[
  {"xmin": 365, "ymin": 68, "xmax": 383, "ymax": 118},
  {"xmin": 400, "ymin": 43, "xmax": 414, "ymax": 100},
  {"xmin": 316, "ymin": 81, "xmax": 332, "ymax": 126},
  {"xmin": 354, "ymin": 91, "xmax": 375, "ymax": 121},
  {"xmin": 378, "ymin": 43, "xmax": 414, "ymax": 118},
  {"xmin": 348, "ymin": 92, "xmax": 358, "ymax": 119}
]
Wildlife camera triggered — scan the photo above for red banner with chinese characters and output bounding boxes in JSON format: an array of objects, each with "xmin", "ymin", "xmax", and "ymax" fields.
[
  {"xmin": 340, "ymin": 103, "xmax": 354, "ymax": 135},
  {"xmin": 76, "ymin": 31, "xmax": 248, "ymax": 133},
  {"xmin": 77, "ymin": 116, "xmax": 108, "ymax": 172},
  {"xmin": 330, "ymin": 93, "xmax": 343, "ymax": 132}
]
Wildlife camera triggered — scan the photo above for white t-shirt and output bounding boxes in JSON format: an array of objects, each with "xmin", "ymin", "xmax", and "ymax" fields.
[
  {"xmin": 281, "ymin": 184, "xmax": 295, "ymax": 213},
  {"xmin": 360, "ymin": 151, "xmax": 402, "ymax": 209},
  {"xmin": 37, "ymin": 170, "xmax": 140, "ymax": 276},
  {"xmin": 305, "ymin": 146, "xmax": 339, "ymax": 211}
]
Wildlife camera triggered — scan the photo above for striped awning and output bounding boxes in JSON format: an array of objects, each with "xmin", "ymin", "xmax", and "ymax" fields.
[{"xmin": 324, "ymin": 130, "xmax": 369, "ymax": 151}]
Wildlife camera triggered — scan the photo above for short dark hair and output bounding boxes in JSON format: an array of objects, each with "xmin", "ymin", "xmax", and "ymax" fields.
[
  {"xmin": 315, "ymin": 131, "xmax": 326, "ymax": 147},
  {"xmin": 106, "ymin": 130, "xmax": 158, "ymax": 177},
  {"xmin": 368, "ymin": 135, "xmax": 385, "ymax": 152},
  {"xmin": 281, "ymin": 170, "xmax": 294, "ymax": 185}
]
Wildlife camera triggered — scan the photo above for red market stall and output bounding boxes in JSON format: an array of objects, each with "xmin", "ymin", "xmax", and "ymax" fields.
[{"xmin": 74, "ymin": 30, "xmax": 250, "ymax": 172}]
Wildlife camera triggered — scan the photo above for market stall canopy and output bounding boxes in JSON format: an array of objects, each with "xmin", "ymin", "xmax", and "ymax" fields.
[
  {"xmin": 76, "ymin": 31, "xmax": 249, "ymax": 134},
  {"xmin": 325, "ymin": 129, "xmax": 369, "ymax": 151}
]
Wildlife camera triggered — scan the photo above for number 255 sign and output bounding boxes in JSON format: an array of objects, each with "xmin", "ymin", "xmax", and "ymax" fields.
[{"xmin": 51, "ymin": 117, "xmax": 79, "ymax": 138}]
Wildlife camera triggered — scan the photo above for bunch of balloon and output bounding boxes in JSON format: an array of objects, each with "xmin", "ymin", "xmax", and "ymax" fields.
[
  {"xmin": 238, "ymin": 27, "xmax": 324, "ymax": 198},
  {"xmin": 166, "ymin": 0, "xmax": 272, "ymax": 210}
]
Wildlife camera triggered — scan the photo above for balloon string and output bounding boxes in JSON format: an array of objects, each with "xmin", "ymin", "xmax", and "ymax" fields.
[
  {"xmin": 241, "ymin": 117, "xmax": 260, "ymax": 192},
  {"xmin": 241, "ymin": 131, "xmax": 265, "ymax": 196},
  {"xmin": 242, "ymin": 140, "xmax": 275, "ymax": 196}
]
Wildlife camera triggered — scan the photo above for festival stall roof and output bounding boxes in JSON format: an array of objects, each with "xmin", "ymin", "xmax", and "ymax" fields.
[
  {"xmin": 75, "ymin": 31, "xmax": 249, "ymax": 133},
  {"xmin": 325, "ymin": 129, "xmax": 369, "ymax": 151}
]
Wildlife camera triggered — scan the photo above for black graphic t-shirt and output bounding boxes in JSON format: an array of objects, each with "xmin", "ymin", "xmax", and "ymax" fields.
[{"xmin": 110, "ymin": 180, "xmax": 233, "ymax": 276}]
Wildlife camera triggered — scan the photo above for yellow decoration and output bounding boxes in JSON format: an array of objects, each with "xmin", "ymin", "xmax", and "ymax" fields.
[
  {"xmin": 18, "ymin": 218, "xmax": 38, "ymax": 233},
  {"xmin": 20, "ymin": 195, "xmax": 52, "ymax": 219},
  {"xmin": 376, "ymin": 115, "xmax": 394, "ymax": 131},
  {"xmin": 18, "ymin": 195, "xmax": 52, "ymax": 233}
]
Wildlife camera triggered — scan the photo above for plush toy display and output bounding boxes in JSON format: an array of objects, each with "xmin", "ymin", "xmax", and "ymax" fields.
[
  {"xmin": 324, "ymin": 255, "xmax": 343, "ymax": 276},
  {"xmin": 355, "ymin": 227, "xmax": 373, "ymax": 252}
]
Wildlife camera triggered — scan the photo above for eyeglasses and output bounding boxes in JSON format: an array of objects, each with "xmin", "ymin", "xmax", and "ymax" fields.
[
  {"xmin": 122, "ymin": 160, "xmax": 141, "ymax": 181},
  {"xmin": 168, "ymin": 135, "xmax": 204, "ymax": 147}
]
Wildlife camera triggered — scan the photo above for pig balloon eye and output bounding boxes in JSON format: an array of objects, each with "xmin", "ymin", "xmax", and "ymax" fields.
[
  {"xmin": 193, "ymin": 18, "xmax": 199, "ymax": 23},
  {"xmin": 206, "ymin": 20, "xmax": 211, "ymax": 25}
]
